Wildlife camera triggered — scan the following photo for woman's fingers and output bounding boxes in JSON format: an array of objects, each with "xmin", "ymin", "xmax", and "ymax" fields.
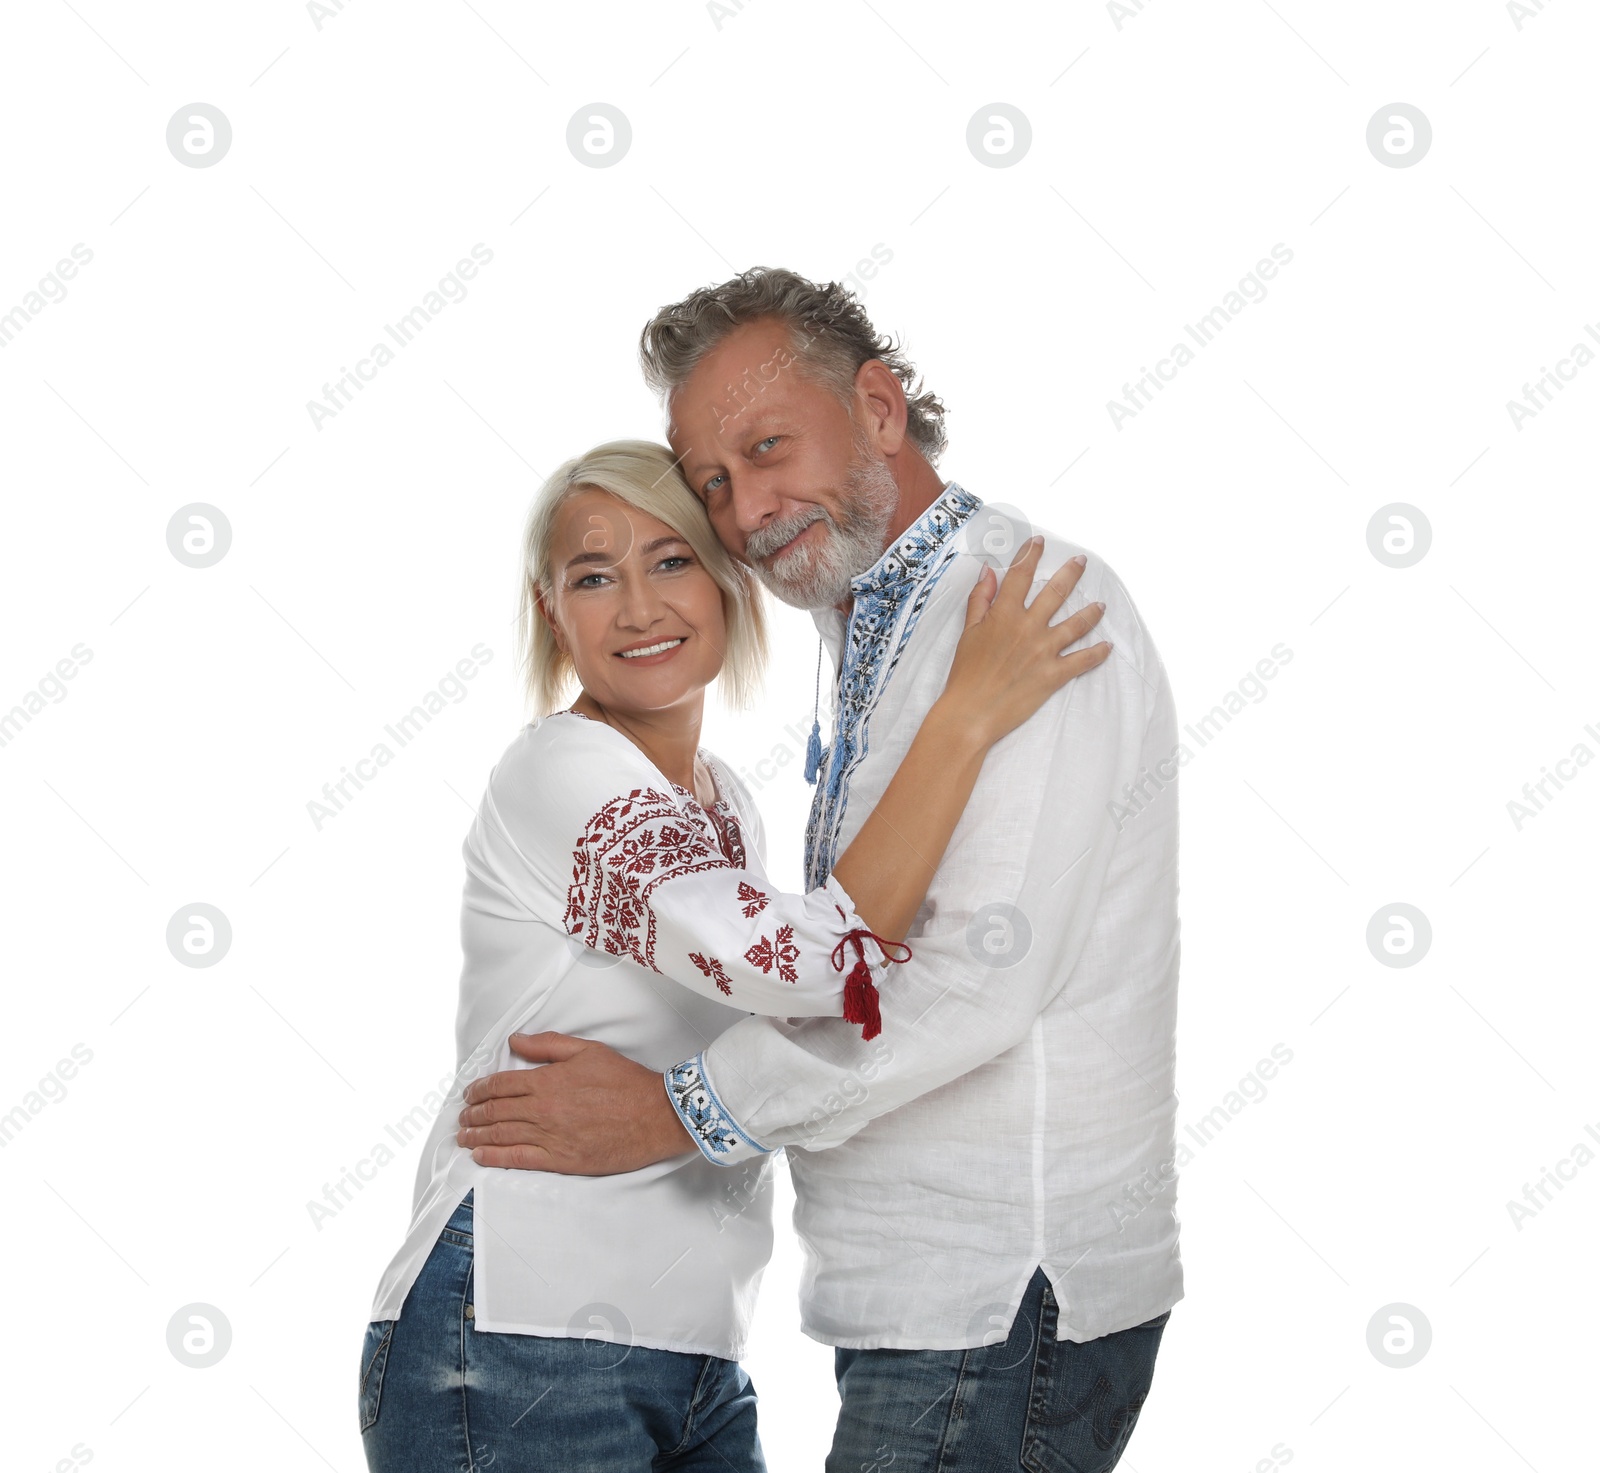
[
  {"xmin": 1021, "ymin": 550, "xmax": 1088, "ymax": 626},
  {"xmin": 963, "ymin": 562, "xmax": 999, "ymax": 629},
  {"xmin": 1050, "ymin": 598, "xmax": 1107, "ymax": 652},
  {"xmin": 993, "ymin": 534, "xmax": 1047, "ymax": 609},
  {"xmin": 1055, "ymin": 639, "xmax": 1114, "ymax": 681}
]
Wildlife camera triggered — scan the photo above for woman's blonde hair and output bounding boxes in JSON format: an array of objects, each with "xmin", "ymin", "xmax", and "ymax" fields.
[{"xmin": 516, "ymin": 439, "xmax": 768, "ymax": 715}]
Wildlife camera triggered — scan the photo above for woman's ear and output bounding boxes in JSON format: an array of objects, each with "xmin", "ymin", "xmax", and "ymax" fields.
[{"xmin": 533, "ymin": 585, "xmax": 566, "ymax": 656}]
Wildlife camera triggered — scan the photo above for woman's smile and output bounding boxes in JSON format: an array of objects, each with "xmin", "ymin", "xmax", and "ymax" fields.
[{"xmin": 614, "ymin": 634, "xmax": 688, "ymax": 664}]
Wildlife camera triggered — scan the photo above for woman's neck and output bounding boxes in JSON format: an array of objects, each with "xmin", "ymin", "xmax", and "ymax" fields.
[{"xmin": 570, "ymin": 690, "xmax": 708, "ymax": 799}]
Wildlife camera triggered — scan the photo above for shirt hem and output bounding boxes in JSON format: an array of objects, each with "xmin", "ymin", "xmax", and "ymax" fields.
[{"xmin": 469, "ymin": 1315, "xmax": 745, "ymax": 1361}]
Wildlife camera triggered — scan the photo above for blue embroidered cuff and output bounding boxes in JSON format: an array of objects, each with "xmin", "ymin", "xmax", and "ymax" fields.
[{"xmin": 664, "ymin": 1053, "xmax": 769, "ymax": 1166}]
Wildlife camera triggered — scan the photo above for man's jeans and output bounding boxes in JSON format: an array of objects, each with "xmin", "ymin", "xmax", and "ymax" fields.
[
  {"xmin": 827, "ymin": 1268, "xmax": 1167, "ymax": 1473},
  {"xmin": 359, "ymin": 1190, "xmax": 766, "ymax": 1472}
]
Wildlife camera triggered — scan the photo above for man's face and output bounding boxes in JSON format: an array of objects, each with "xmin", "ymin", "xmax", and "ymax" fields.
[{"xmin": 665, "ymin": 317, "xmax": 900, "ymax": 610}]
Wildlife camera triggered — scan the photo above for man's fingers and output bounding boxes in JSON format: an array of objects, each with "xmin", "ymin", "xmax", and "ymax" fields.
[
  {"xmin": 457, "ymin": 1118, "xmax": 547, "ymax": 1147},
  {"xmin": 468, "ymin": 1143, "xmax": 559, "ymax": 1171},
  {"xmin": 458, "ymin": 1092, "xmax": 545, "ymax": 1127},
  {"xmin": 508, "ymin": 1030, "xmax": 591, "ymax": 1064},
  {"xmin": 462, "ymin": 1065, "xmax": 549, "ymax": 1106}
]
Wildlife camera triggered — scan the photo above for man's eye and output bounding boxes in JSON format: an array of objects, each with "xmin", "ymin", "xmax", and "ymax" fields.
[
  {"xmin": 703, "ymin": 474, "xmax": 726, "ymax": 496},
  {"xmin": 755, "ymin": 436, "xmax": 779, "ymax": 454}
]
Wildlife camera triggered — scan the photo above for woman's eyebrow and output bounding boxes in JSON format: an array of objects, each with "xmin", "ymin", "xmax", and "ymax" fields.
[{"xmin": 565, "ymin": 535, "xmax": 686, "ymax": 570}]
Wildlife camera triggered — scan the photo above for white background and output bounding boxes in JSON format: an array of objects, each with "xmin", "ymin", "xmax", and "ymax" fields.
[{"xmin": 2, "ymin": 1, "xmax": 1595, "ymax": 1469}]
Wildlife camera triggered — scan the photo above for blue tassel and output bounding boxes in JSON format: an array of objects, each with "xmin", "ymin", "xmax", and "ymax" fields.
[{"xmin": 804, "ymin": 719, "xmax": 823, "ymax": 785}]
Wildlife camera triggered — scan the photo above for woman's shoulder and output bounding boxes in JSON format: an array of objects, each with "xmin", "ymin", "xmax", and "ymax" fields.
[{"xmin": 489, "ymin": 712, "xmax": 663, "ymax": 813}]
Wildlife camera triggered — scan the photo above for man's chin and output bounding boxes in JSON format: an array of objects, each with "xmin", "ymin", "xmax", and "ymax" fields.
[{"xmin": 753, "ymin": 568, "xmax": 839, "ymax": 611}]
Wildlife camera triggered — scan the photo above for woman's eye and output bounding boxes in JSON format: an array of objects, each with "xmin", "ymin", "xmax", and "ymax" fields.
[
  {"xmin": 573, "ymin": 573, "xmax": 607, "ymax": 588},
  {"xmin": 656, "ymin": 556, "xmax": 692, "ymax": 572}
]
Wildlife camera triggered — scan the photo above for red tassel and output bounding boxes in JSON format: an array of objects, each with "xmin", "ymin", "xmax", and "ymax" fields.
[
  {"xmin": 842, "ymin": 959, "xmax": 882, "ymax": 1041},
  {"xmin": 830, "ymin": 928, "xmax": 912, "ymax": 1042}
]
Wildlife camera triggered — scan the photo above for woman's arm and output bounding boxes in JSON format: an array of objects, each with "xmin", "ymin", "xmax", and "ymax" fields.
[{"xmin": 830, "ymin": 537, "xmax": 1108, "ymax": 944}]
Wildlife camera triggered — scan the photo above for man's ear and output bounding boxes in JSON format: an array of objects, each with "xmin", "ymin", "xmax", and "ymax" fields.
[{"xmin": 853, "ymin": 357, "xmax": 910, "ymax": 458}]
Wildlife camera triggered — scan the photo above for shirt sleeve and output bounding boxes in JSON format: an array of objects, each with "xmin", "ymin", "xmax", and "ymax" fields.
[
  {"xmin": 671, "ymin": 550, "xmax": 1176, "ymax": 1166},
  {"xmin": 476, "ymin": 718, "xmax": 895, "ymax": 1024}
]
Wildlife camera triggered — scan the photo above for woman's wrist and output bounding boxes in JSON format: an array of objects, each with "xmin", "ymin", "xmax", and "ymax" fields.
[{"xmin": 925, "ymin": 691, "xmax": 995, "ymax": 759}]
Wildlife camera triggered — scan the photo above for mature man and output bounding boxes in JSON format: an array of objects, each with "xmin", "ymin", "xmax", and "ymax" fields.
[{"xmin": 458, "ymin": 268, "xmax": 1182, "ymax": 1470}]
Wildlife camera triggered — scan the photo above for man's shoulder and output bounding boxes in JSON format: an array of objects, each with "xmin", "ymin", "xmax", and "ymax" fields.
[{"xmin": 921, "ymin": 519, "xmax": 1164, "ymax": 677}]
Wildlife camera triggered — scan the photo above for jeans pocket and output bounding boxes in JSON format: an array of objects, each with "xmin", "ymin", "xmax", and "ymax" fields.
[
  {"xmin": 1021, "ymin": 1311, "xmax": 1167, "ymax": 1473},
  {"xmin": 359, "ymin": 1319, "xmax": 396, "ymax": 1434}
]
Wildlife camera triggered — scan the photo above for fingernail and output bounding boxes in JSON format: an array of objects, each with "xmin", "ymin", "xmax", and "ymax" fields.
[
  {"xmin": 1095, "ymin": 601, "xmax": 1106, "ymax": 613},
  {"xmin": 1070, "ymin": 554, "xmax": 1087, "ymax": 567}
]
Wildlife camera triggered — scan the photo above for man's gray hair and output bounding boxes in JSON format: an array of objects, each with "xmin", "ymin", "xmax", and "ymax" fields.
[{"xmin": 638, "ymin": 266, "xmax": 948, "ymax": 465}]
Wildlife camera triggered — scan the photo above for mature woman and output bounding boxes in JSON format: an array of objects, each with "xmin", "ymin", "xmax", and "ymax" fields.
[{"xmin": 358, "ymin": 439, "xmax": 1108, "ymax": 1472}]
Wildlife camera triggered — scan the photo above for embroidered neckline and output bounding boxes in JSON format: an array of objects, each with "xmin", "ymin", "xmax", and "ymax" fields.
[
  {"xmin": 847, "ymin": 481, "xmax": 982, "ymax": 598},
  {"xmin": 802, "ymin": 481, "xmax": 983, "ymax": 890}
]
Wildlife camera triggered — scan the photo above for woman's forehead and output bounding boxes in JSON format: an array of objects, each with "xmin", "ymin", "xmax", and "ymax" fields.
[{"xmin": 555, "ymin": 487, "xmax": 683, "ymax": 555}]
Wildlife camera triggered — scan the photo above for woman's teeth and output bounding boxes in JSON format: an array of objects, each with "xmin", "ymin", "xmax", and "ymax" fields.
[{"xmin": 618, "ymin": 638, "xmax": 685, "ymax": 658}]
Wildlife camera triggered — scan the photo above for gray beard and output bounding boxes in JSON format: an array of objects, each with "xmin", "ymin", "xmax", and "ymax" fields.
[{"xmin": 744, "ymin": 445, "xmax": 900, "ymax": 610}]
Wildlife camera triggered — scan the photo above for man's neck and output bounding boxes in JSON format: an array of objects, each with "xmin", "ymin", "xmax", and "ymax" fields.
[{"xmin": 831, "ymin": 454, "xmax": 948, "ymax": 616}]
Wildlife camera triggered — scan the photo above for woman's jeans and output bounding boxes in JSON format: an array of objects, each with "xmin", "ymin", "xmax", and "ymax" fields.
[{"xmin": 359, "ymin": 1190, "xmax": 766, "ymax": 1473}]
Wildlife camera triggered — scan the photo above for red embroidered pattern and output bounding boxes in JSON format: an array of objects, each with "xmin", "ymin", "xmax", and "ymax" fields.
[
  {"xmin": 745, "ymin": 924, "xmax": 799, "ymax": 984},
  {"xmin": 737, "ymin": 881, "xmax": 769, "ymax": 918},
  {"xmin": 689, "ymin": 951, "xmax": 733, "ymax": 997},
  {"xmin": 566, "ymin": 788, "xmax": 731, "ymax": 970}
]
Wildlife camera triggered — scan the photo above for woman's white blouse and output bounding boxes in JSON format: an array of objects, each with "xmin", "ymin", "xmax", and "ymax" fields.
[{"xmin": 367, "ymin": 710, "xmax": 881, "ymax": 1359}]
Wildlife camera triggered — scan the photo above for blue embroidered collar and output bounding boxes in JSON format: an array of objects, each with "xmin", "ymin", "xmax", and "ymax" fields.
[
  {"xmin": 802, "ymin": 479, "xmax": 984, "ymax": 889},
  {"xmin": 847, "ymin": 480, "xmax": 982, "ymax": 598}
]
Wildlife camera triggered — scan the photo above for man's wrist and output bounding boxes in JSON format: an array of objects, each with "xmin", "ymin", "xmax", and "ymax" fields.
[{"xmin": 662, "ymin": 1053, "xmax": 769, "ymax": 1166}]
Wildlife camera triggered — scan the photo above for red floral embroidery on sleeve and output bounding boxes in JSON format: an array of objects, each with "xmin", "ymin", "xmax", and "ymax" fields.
[
  {"xmin": 566, "ymin": 788, "xmax": 729, "ymax": 970},
  {"xmin": 689, "ymin": 951, "xmax": 734, "ymax": 997},
  {"xmin": 744, "ymin": 924, "xmax": 799, "ymax": 984},
  {"xmin": 737, "ymin": 881, "xmax": 769, "ymax": 918}
]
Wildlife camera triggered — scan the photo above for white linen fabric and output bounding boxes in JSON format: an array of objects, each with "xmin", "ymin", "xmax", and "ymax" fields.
[
  {"xmin": 662, "ymin": 481, "xmax": 1185, "ymax": 1349},
  {"xmin": 367, "ymin": 710, "xmax": 887, "ymax": 1359}
]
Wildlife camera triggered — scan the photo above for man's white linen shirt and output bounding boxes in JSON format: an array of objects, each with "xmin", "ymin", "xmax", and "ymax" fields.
[{"xmin": 663, "ymin": 481, "xmax": 1184, "ymax": 1349}]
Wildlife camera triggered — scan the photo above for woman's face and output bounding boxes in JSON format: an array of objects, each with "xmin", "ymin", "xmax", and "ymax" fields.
[{"xmin": 543, "ymin": 487, "xmax": 727, "ymax": 717}]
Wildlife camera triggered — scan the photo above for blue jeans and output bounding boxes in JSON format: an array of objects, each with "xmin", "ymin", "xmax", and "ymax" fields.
[
  {"xmin": 827, "ymin": 1268, "xmax": 1168, "ymax": 1473},
  {"xmin": 360, "ymin": 1191, "xmax": 766, "ymax": 1472}
]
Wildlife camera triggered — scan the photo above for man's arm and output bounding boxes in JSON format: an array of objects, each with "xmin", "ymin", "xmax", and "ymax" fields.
[{"xmin": 460, "ymin": 550, "xmax": 1169, "ymax": 1174}]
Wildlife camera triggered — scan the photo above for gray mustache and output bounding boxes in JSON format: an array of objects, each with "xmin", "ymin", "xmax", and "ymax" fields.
[{"xmin": 748, "ymin": 508, "xmax": 828, "ymax": 560}]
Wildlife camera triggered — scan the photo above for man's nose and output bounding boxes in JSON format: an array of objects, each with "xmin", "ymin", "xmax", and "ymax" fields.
[{"xmin": 728, "ymin": 470, "xmax": 784, "ymax": 541}]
